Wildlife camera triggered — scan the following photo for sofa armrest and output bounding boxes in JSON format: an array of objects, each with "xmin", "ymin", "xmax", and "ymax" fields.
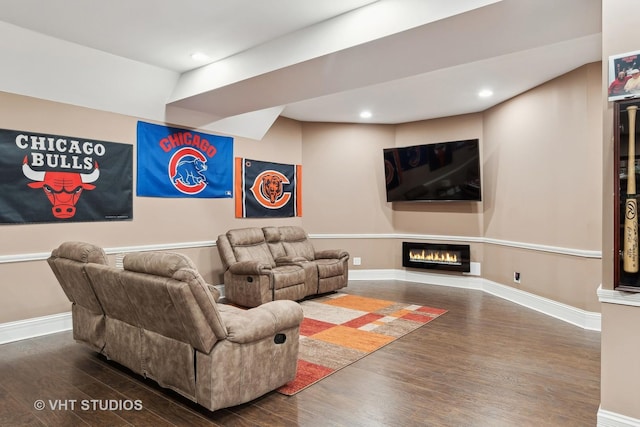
[
  {"xmin": 220, "ymin": 300, "xmax": 303, "ymax": 344},
  {"xmin": 315, "ymin": 249, "xmax": 349, "ymax": 260},
  {"xmin": 275, "ymin": 255, "xmax": 308, "ymax": 265},
  {"xmin": 228, "ymin": 261, "xmax": 272, "ymax": 275}
]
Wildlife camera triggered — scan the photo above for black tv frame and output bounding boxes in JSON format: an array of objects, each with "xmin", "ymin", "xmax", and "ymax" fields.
[{"xmin": 383, "ymin": 138, "xmax": 481, "ymax": 203}]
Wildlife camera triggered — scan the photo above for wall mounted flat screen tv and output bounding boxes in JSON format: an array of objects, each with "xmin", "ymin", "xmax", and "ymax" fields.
[{"xmin": 383, "ymin": 139, "xmax": 481, "ymax": 202}]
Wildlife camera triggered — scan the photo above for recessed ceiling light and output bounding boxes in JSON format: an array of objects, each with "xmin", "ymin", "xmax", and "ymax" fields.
[
  {"xmin": 478, "ymin": 89, "xmax": 493, "ymax": 98},
  {"xmin": 360, "ymin": 110, "xmax": 372, "ymax": 119},
  {"xmin": 191, "ymin": 52, "xmax": 210, "ymax": 62}
]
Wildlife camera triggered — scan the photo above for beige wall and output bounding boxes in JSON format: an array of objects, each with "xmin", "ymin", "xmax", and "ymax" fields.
[
  {"xmin": 601, "ymin": 0, "xmax": 640, "ymax": 420},
  {"xmin": 481, "ymin": 62, "xmax": 603, "ymax": 312},
  {"xmin": 601, "ymin": 304, "xmax": 640, "ymax": 417},
  {"xmin": 0, "ymin": 61, "xmax": 604, "ymax": 323},
  {"xmin": 300, "ymin": 122, "xmax": 395, "ymax": 234},
  {"xmin": 482, "ymin": 245, "xmax": 601, "ymax": 312},
  {"xmin": 483, "ymin": 64, "xmax": 602, "ymax": 250},
  {"xmin": 393, "ymin": 115, "xmax": 485, "ymax": 237}
]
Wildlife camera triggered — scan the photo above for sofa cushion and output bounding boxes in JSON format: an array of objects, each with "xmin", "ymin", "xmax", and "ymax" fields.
[
  {"xmin": 272, "ymin": 265, "xmax": 306, "ymax": 290},
  {"xmin": 47, "ymin": 241, "xmax": 107, "ymax": 352},
  {"xmin": 226, "ymin": 228, "xmax": 275, "ymax": 267},
  {"xmin": 85, "ymin": 264, "xmax": 141, "ymax": 328},
  {"xmin": 262, "ymin": 226, "xmax": 286, "ymax": 259},
  {"xmin": 48, "ymin": 241, "xmax": 108, "ymax": 312},
  {"xmin": 278, "ymin": 226, "xmax": 315, "ymax": 261},
  {"xmin": 123, "ymin": 251, "xmax": 196, "ymax": 277},
  {"xmin": 52, "ymin": 241, "xmax": 109, "ymax": 265},
  {"xmin": 262, "ymin": 226, "xmax": 280, "ymax": 243},
  {"xmin": 227, "ymin": 227, "xmax": 266, "ymax": 246},
  {"xmin": 315, "ymin": 258, "xmax": 345, "ymax": 278},
  {"xmin": 122, "ymin": 252, "xmax": 228, "ymax": 351}
]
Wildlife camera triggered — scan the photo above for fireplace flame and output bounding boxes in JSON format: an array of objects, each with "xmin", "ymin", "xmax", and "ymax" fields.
[{"xmin": 409, "ymin": 249, "xmax": 461, "ymax": 265}]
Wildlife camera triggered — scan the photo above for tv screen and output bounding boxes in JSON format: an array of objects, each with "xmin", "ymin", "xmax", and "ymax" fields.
[{"xmin": 383, "ymin": 139, "xmax": 481, "ymax": 202}]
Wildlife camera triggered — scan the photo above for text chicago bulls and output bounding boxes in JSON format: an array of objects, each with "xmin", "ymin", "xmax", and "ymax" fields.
[{"xmin": 16, "ymin": 133, "xmax": 105, "ymax": 170}]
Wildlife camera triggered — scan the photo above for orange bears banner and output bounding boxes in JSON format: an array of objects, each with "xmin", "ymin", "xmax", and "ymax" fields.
[{"xmin": 235, "ymin": 158, "xmax": 302, "ymax": 218}]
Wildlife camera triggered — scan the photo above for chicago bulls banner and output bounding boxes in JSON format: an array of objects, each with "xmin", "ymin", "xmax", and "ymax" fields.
[
  {"xmin": 235, "ymin": 157, "xmax": 302, "ymax": 218},
  {"xmin": 0, "ymin": 128, "xmax": 132, "ymax": 224},
  {"xmin": 136, "ymin": 121, "xmax": 233, "ymax": 198}
]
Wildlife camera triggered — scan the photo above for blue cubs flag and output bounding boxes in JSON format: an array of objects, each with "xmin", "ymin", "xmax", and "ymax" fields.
[
  {"xmin": 136, "ymin": 121, "xmax": 233, "ymax": 198},
  {"xmin": 0, "ymin": 128, "xmax": 132, "ymax": 224},
  {"xmin": 235, "ymin": 158, "xmax": 302, "ymax": 218}
]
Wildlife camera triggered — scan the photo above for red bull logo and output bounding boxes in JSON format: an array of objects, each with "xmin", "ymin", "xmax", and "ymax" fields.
[{"xmin": 22, "ymin": 156, "xmax": 100, "ymax": 219}]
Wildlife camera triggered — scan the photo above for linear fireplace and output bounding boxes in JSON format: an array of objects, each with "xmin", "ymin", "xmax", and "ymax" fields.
[{"xmin": 402, "ymin": 242, "xmax": 470, "ymax": 273}]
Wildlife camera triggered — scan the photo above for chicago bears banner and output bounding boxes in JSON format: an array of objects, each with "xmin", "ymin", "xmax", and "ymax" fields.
[
  {"xmin": 0, "ymin": 128, "xmax": 132, "ymax": 224},
  {"xmin": 136, "ymin": 121, "xmax": 233, "ymax": 198},
  {"xmin": 235, "ymin": 158, "xmax": 302, "ymax": 218}
]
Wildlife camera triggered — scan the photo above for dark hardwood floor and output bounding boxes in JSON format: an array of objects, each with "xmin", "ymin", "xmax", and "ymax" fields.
[{"xmin": 0, "ymin": 280, "xmax": 601, "ymax": 426}]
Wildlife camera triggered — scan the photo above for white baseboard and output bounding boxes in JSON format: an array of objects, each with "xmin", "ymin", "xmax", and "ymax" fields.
[
  {"xmin": 349, "ymin": 269, "xmax": 601, "ymax": 331},
  {"xmin": 0, "ymin": 311, "xmax": 71, "ymax": 345},
  {"xmin": 598, "ymin": 407, "xmax": 640, "ymax": 427}
]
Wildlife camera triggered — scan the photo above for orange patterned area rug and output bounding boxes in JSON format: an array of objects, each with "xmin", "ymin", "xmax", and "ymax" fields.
[{"xmin": 276, "ymin": 293, "xmax": 447, "ymax": 396}]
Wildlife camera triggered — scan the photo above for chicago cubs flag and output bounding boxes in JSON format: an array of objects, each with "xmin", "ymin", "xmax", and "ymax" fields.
[
  {"xmin": 136, "ymin": 121, "xmax": 233, "ymax": 198},
  {"xmin": 0, "ymin": 128, "xmax": 132, "ymax": 224},
  {"xmin": 235, "ymin": 158, "xmax": 302, "ymax": 218}
]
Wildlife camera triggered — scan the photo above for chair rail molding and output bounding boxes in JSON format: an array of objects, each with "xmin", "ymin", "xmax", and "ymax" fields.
[
  {"xmin": 309, "ymin": 233, "xmax": 602, "ymax": 259},
  {"xmin": 1, "ymin": 233, "xmax": 600, "ymax": 264},
  {"xmin": 0, "ymin": 240, "xmax": 217, "ymax": 264}
]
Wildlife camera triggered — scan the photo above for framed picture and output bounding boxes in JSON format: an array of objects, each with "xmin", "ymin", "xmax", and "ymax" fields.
[{"xmin": 609, "ymin": 50, "xmax": 640, "ymax": 101}]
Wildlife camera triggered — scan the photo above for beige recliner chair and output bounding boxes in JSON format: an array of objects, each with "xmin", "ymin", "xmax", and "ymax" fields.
[{"xmin": 49, "ymin": 242, "xmax": 303, "ymax": 412}]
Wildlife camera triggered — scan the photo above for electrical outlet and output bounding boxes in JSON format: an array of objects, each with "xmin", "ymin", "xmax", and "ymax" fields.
[
  {"xmin": 513, "ymin": 272, "xmax": 521, "ymax": 283},
  {"xmin": 353, "ymin": 257, "xmax": 362, "ymax": 266}
]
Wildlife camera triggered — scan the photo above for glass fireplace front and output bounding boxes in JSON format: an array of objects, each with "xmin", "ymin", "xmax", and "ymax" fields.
[{"xmin": 402, "ymin": 242, "xmax": 470, "ymax": 272}]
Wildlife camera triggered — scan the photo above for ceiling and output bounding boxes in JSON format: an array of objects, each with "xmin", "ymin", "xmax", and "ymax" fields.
[{"xmin": 0, "ymin": 0, "xmax": 602, "ymax": 138}]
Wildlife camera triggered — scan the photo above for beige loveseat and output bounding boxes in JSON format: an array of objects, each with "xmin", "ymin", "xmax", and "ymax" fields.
[
  {"xmin": 217, "ymin": 226, "xmax": 349, "ymax": 307},
  {"xmin": 47, "ymin": 241, "xmax": 303, "ymax": 412}
]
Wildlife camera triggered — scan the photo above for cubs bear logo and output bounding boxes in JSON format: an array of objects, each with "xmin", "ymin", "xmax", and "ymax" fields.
[
  {"xmin": 168, "ymin": 147, "xmax": 208, "ymax": 195},
  {"xmin": 250, "ymin": 170, "xmax": 291, "ymax": 209}
]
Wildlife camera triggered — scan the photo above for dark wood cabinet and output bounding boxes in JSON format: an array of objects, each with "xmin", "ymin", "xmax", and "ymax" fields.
[{"xmin": 615, "ymin": 99, "xmax": 640, "ymax": 291}]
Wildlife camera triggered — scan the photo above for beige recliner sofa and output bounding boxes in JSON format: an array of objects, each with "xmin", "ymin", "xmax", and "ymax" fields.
[
  {"xmin": 217, "ymin": 226, "xmax": 349, "ymax": 307},
  {"xmin": 48, "ymin": 241, "xmax": 303, "ymax": 412}
]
